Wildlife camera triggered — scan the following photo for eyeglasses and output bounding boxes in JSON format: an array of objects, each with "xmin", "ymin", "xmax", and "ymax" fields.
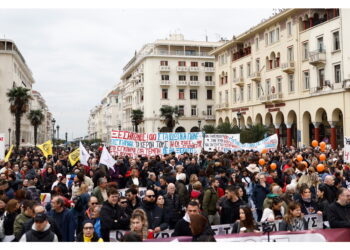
[
  {"xmin": 91, "ymin": 202, "xmax": 98, "ymax": 205},
  {"xmin": 83, "ymin": 227, "xmax": 94, "ymax": 230},
  {"xmin": 146, "ymin": 195, "xmax": 156, "ymax": 198},
  {"xmin": 120, "ymin": 201, "xmax": 128, "ymax": 204}
]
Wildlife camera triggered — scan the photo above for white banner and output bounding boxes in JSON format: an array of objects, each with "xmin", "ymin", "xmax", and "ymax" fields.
[
  {"xmin": 204, "ymin": 134, "xmax": 240, "ymax": 152},
  {"xmin": 344, "ymin": 136, "xmax": 350, "ymax": 163},
  {"xmin": 0, "ymin": 133, "xmax": 5, "ymax": 160}
]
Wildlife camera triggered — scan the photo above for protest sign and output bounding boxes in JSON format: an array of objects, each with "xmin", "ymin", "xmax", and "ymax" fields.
[
  {"xmin": 344, "ymin": 136, "xmax": 350, "ymax": 163},
  {"xmin": 204, "ymin": 134, "xmax": 240, "ymax": 152},
  {"xmin": 0, "ymin": 133, "xmax": 5, "ymax": 160},
  {"xmin": 110, "ymin": 131, "xmax": 203, "ymax": 157}
]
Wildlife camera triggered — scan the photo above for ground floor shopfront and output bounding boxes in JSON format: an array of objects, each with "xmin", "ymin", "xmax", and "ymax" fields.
[{"xmin": 216, "ymin": 91, "xmax": 350, "ymax": 149}]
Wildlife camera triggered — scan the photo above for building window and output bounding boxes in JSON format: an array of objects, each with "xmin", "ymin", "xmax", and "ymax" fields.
[
  {"xmin": 333, "ymin": 31, "xmax": 340, "ymax": 51},
  {"xmin": 190, "ymin": 89, "xmax": 198, "ymax": 99},
  {"xmin": 269, "ymin": 30, "xmax": 275, "ymax": 44},
  {"xmin": 317, "ymin": 37, "xmax": 324, "ymax": 52},
  {"xmin": 239, "ymin": 65, "xmax": 243, "ymax": 78},
  {"xmin": 207, "ymin": 106, "xmax": 213, "ymax": 116},
  {"xmin": 257, "ymin": 83, "xmax": 261, "ymax": 98},
  {"xmin": 191, "ymin": 61, "xmax": 198, "ymax": 67},
  {"xmin": 191, "ymin": 105, "xmax": 197, "ymax": 116},
  {"xmin": 266, "ymin": 79, "xmax": 271, "ymax": 95},
  {"xmin": 255, "ymin": 37, "xmax": 259, "ymax": 50},
  {"xmin": 233, "ymin": 88, "xmax": 237, "ymax": 103},
  {"xmin": 247, "ymin": 84, "xmax": 251, "ymax": 101},
  {"xmin": 161, "ymin": 75, "xmax": 169, "ymax": 80},
  {"xmin": 256, "ymin": 59, "xmax": 260, "ymax": 72},
  {"xmin": 303, "ymin": 71, "xmax": 310, "ymax": 90},
  {"xmin": 178, "ymin": 105, "xmax": 185, "ymax": 116},
  {"xmin": 240, "ymin": 87, "xmax": 244, "ymax": 102},
  {"xmin": 334, "ymin": 64, "xmax": 341, "ymax": 83},
  {"xmin": 287, "ymin": 47, "xmax": 294, "ymax": 61},
  {"xmin": 287, "ymin": 22, "xmax": 292, "ymax": 36},
  {"xmin": 162, "ymin": 89, "xmax": 168, "ymax": 99},
  {"xmin": 265, "ymin": 33, "xmax": 268, "ymax": 46},
  {"xmin": 190, "ymin": 75, "xmax": 198, "ymax": 81},
  {"xmin": 288, "ymin": 74, "xmax": 294, "ymax": 92},
  {"xmin": 233, "ymin": 68, "xmax": 237, "ymax": 79},
  {"xmin": 178, "ymin": 61, "xmax": 186, "ymax": 66},
  {"xmin": 179, "ymin": 75, "xmax": 186, "ymax": 81},
  {"xmin": 204, "ymin": 62, "xmax": 214, "ymax": 67},
  {"xmin": 318, "ymin": 68, "xmax": 325, "ymax": 87},
  {"xmin": 205, "ymin": 75, "xmax": 212, "ymax": 81},
  {"xmin": 160, "ymin": 61, "xmax": 168, "ymax": 66},
  {"xmin": 302, "ymin": 42, "xmax": 309, "ymax": 60},
  {"xmin": 207, "ymin": 89, "xmax": 213, "ymax": 100},
  {"xmin": 276, "ymin": 28, "xmax": 280, "ymax": 41},
  {"xmin": 219, "ymin": 91, "xmax": 222, "ymax": 104},
  {"xmin": 277, "ymin": 77, "xmax": 282, "ymax": 93},
  {"xmin": 225, "ymin": 90, "xmax": 229, "ymax": 103},
  {"xmin": 179, "ymin": 89, "xmax": 185, "ymax": 99},
  {"xmin": 247, "ymin": 62, "xmax": 251, "ymax": 77}
]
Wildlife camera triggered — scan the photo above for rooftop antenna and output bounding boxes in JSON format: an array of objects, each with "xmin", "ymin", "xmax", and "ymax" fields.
[{"xmin": 205, "ymin": 29, "xmax": 208, "ymax": 42}]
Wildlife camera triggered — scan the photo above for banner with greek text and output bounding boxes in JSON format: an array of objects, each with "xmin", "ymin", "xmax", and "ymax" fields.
[
  {"xmin": 0, "ymin": 133, "xmax": 4, "ymax": 160},
  {"xmin": 204, "ymin": 134, "xmax": 240, "ymax": 152},
  {"xmin": 218, "ymin": 134, "xmax": 278, "ymax": 152},
  {"xmin": 110, "ymin": 131, "xmax": 203, "ymax": 157},
  {"xmin": 344, "ymin": 136, "xmax": 350, "ymax": 163}
]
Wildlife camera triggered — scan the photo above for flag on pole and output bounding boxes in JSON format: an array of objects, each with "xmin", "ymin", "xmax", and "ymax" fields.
[
  {"xmin": 68, "ymin": 148, "xmax": 80, "ymax": 166},
  {"xmin": 99, "ymin": 146, "xmax": 116, "ymax": 170},
  {"xmin": 79, "ymin": 141, "xmax": 90, "ymax": 166},
  {"xmin": 37, "ymin": 140, "xmax": 53, "ymax": 158},
  {"xmin": 4, "ymin": 145, "xmax": 13, "ymax": 162}
]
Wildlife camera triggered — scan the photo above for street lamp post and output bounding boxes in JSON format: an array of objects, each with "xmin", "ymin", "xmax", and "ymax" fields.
[
  {"xmin": 56, "ymin": 125, "xmax": 60, "ymax": 141},
  {"xmin": 237, "ymin": 111, "xmax": 241, "ymax": 129},
  {"xmin": 65, "ymin": 132, "xmax": 68, "ymax": 149},
  {"xmin": 118, "ymin": 124, "xmax": 121, "ymax": 131},
  {"xmin": 197, "ymin": 120, "xmax": 202, "ymax": 131},
  {"xmin": 51, "ymin": 118, "xmax": 56, "ymax": 149},
  {"xmin": 8, "ymin": 128, "xmax": 11, "ymax": 145}
]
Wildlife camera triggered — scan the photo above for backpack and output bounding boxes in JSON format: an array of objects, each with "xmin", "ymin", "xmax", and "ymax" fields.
[{"xmin": 73, "ymin": 195, "xmax": 84, "ymax": 212}]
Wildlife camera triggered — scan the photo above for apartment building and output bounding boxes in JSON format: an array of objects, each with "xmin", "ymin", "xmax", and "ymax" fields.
[
  {"xmin": 211, "ymin": 8, "xmax": 349, "ymax": 148},
  {"xmin": 120, "ymin": 34, "xmax": 224, "ymax": 133}
]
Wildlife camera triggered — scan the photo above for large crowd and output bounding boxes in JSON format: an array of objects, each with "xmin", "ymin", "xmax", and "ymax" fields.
[{"xmin": 1, "ymin": 144, "xmax": 350, "ymax": 242}]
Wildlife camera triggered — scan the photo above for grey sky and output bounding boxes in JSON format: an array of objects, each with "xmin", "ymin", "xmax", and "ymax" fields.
[{"xmin": 0, "ymin": 8, "xmax": 273, "ymax": 139}]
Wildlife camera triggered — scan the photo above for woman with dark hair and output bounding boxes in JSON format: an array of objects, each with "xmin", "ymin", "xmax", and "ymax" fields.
[
  {"xmin": 43, "ymin": 166, "xmax": 56, "ymax": 193},
  {"xmin": 316, "ymin": 184, "xmax": 330, "ymax": 221},
  {"xmin": 231, "ymin": 206, "xmax": 259, "ymax": 233},
  {"xmin": 76, "ymin": 220, "xmax": 103, "ymax": 242},
  {"xmin": 189, "ymin": 214, "xmax": 216, "ymax": 242},
  {"xmin": 3, "ymin": 199, "xmax": 20, "ymax": 236},
  {"xmin": 298, "ymin": 185, "xmax": 322, "ymax": 216},
  {"xmin": 15, "ymin": 190, "xmax": 26, "ymax": 204},
  {"xmin": 261, "ymin": 197, "xmax": 285, "ymax": 222},
  {"xmin": 279, "ymin": 201, "xmax": 308, "ymax": 231},
  {"xmin": 57, "ymin": 176, "xmax": 69, "ymax": 198}
]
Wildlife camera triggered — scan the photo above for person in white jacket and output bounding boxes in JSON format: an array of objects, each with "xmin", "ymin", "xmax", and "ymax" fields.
[{"xmin": 260, "ymin": 197, "xmax": 285, "ymax": 222}]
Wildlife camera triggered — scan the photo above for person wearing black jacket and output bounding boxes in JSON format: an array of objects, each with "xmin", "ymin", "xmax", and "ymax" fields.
[
  {"xmin": 126, "ymin": 188, "xmax": 141, "ymax": 211},
  {"xmin": 328, "ymin": 188, "xmax": 350, "ymax": 228},
  {"xmin": 252, "ymin": 174, "xmax": 270, "ymax": 221},
  {"xmin": 140, "ymin": 189, "xmax": 169, "ymax": 233},
  {"xmin": 324, "ymin": 175, "xmax": 338, "ymax": 203},
  {"xmin": 297, "ymin": 186, "xmax": 322, "ymax": 216},
  {"xmin": 220, "ymin": 185, "xmax": 246, "ymax": 224},
  {"xmin": 100, "ymin": 188, "xmax": 130, "ymax": 241},
  {"xmin": 189, "ymin": 213, "xmax": 216, "ymax": 242},
  {"xmin": 163, "ymin": 183, "xmax": 182, "ymax": 229}
]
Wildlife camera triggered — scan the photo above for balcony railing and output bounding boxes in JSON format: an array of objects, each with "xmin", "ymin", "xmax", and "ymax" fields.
[
  {"xmin": 281, "ymin": 61, "xmax": 295, "ymax": 73},
  {"xmin": 177, "ymin": 66, "xmax": 188, "ymax": 72},
  {"xmin": 204, "ymin": 67, "xmax": 215, "ymax": 72},
  {"xmin": 268, "ymin": 92, "xmax": 283, "ymax": 102},
  {"xmin": 216, "ymin": 103, "xmax": 229, "ymax": 109},
  {"xmin": 155, "ymin": 50, "xmax": 211, "ymax": 57},
  {"xmin": 250, "ymin": 72, "xmax": 261, "ymax": 82},
  {"xmin": 310, "ymin": 82, "xmax": 345, "ymax": 95},
  {"xmin": 176, "ymin": 81, "xmax": 188, "ymax": 86},
  {"xmin": 205, "ymin": 81, "xmax": 215, "ymax": 87},
  {"xmin": 309, "ymin": 50, "xmax": 326, "ymax": 66},
  {"xmin": 159, "ymin": 65, "xmax": 170, "ymax": 71},
  {"xmin": 206, "ymin": 115, "xmax": 215, "ymax": 120},
  {"xmin": 233, "ymin": 77, "xmax": 244, "ymax": 87},
  {"xmin": 189, "ymin": 67, "xmax": 200, "ymax": 72},
  {"xmin": 189, "ymin": 81, "xmax": 200, "ymax": 86},
  {"xmin": 160, "ymin": 80, "xmax": 171, "ymax": 86}
]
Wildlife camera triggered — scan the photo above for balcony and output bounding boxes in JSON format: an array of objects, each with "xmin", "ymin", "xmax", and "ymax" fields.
[
  {"xmin": 189, "ymin": 67, "xmax": 200, "ymax": 72},
  {"xmin": 309, "ymin": 50, "xmax": 326, "ymax": 66},
  {"xmin": 216, "ymin": 103, "xmax": 229, "ymax": 109},
  {"xmin": 205, "ymin": 115, "xmax": 215, "ymax": 120},
  {"xmin": 177, "ymin": 66, "xmax": 188, "ymax": 72},
  {"xmin": 233, "ymin": 77, "xmax": 244, "ymax": 87},
  {"xmin": 310, "ymin": 82, "xmax": 346, "ymax": 96},
  {"xmin": 189, "ymin": 81, "xmax": 200, "ymax": 87},
  {"xmin": 250, "ymin": 72, "xmax": 261, "ymax": 82},
  {"xmin": 281, "ymin": 61, "xmax": 295, "ymax": 73},
  {"xmin": 176, "ymin": 81, "xmax": 188, "ymax": 86},
  {"xmin": 159, "ymin": 66, "xmax": 170, "ymax": 71},
  {"xmin": 204, "ymin": 67, "xmax": 215, "ymax": 73},
  {"xmin": 160, "ymin": 80, "xmax": 171, "ymax": 86},
  {"xmin": 268, "ymin": 93, "xmax": 283, "ymax": 103},
  {"xmin": 205, "ymin": 81, "xmax": 215, "ymax": 87}
]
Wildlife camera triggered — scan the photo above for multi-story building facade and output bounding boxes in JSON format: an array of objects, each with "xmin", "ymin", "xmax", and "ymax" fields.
[
  {"xmin": 120, "ymin": 34, "xmax": 224, "ymax": 133},
  {"xmin": 212, "ymin": 8, "xmax": 349, "ymax": 149},
  {"xmin": 0, "ymin": 39, "xmax": 36, "ymax": 146}
]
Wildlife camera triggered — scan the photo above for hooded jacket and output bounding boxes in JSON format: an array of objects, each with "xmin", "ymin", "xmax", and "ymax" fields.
[
  {"xmin": 140, "ymin": 200, "xmax": 169, "ymax": 231},
  {"xmin": 20, "ymin": 223, "xmax": 58, "ymax": 242}
]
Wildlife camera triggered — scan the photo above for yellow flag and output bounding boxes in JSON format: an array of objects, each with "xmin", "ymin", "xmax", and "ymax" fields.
[
  {"xmin": 4, "ymin": 145, "xmax": 13, "ymax": 162},
  {"xmin": 37, "ymin": 140, "xmax": 53, "ymax": 158},
  {"xmin": 68, "ymin": 148, "xmax": 80, "ymax": 166}
]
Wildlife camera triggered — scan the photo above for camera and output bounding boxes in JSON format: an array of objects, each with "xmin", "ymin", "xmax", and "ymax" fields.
[{"xmin": 261, "ymin": 221, "xmax": 275, "ymax": 233}]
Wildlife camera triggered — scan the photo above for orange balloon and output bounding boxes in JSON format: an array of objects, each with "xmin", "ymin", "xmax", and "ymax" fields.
[
  {"xmin": 261, "ymin": 148, "xmax": 268, "ymax": 154},
  {"xmin": 302, "ymin": 161, "xmax": 308, "ymax": 168},
  {"xmin": 270, "ymin": 163, "xmax": 277, "ymax": 170},
  {"xmin": 317, "ymin": 164, "xmax": 325, "ymax": 172},
  {"xmin": 297, "ymin": 155, "xmax": 303, "ymax": 162},
  {"xmin": 259, "ymin": 159, "xmax": 265, "ymax": 166},
  {"xmin": 320, "ymin": 141, "xmax": 326, "ymax": 148},
  {"xmin": 320, "ymin": 146, "xmax": 325, "ymax": 152},
  {"xmin": 319, "ymin": 154, "xmax": 326, "ymax": 161},
  {"xmin": 312, "ymin": 140, "xmax": 318, "ymax": 147}
]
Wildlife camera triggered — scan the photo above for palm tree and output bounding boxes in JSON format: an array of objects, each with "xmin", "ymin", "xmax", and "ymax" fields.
[
  {"xmin": 240, "ymin": 124, "xmax": 269, "ymax": 143},
  {"xmin": 159, "ymin": 105, "xmax": 181, "ymax": 132},
  {"xmin": 202, "ymin": 124, "xmax": 216, "ymax": 134},
  {"xmin": 215, "ymin": 122, "xmax": 241, "ymax": 134},
  {"xmin": 6, "ymin": 87, "xmax": 32, "ymax": 150},
  {"xmin": 28, "ymin": 110, "xmax": 44, "ymax": 147},
  {"xmin": 131, "ymin": 109, "xmax": 144, "ymax": 133}
]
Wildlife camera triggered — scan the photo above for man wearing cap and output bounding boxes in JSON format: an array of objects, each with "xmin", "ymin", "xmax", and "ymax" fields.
[{"xmin": 19, "ymin": 213, "xmax": 58, "ymax": 242}]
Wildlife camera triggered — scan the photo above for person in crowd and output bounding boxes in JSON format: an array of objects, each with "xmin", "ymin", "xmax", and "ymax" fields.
[
  {"xmin": 48, "ymin": 196, "xmax": 76, "ymax": 242},
  {"xmin": 173, "ymin": 201, "xmax": 202, "ymax": 237},
  {"xmin": 328, "ymin": 187, "xmax": 350, "ymax": 228},
  {"xmin": 175, "ymin": 173, "xmax": 189, "ymax": 208},
  {"xmin": 164, "ymin": 183, "xmax": 182, "ymax": 229},
  {"xmin": 202, "ymin": 177, "xmax": 220, "ymax": 225},
  {"xmin": 42, "ymin": 166, "xmax": 56, "ymax": 193},
  {"xmin": 100, "ymin": 188, "xmax": 130, "ymax": 242},
  {"xmin": 121, "ymin": 231, "xmax": 142, "ymax": 242},
  {"xmin": 85, "ymin": 196, "xmax": 99, "ymax": 220},
  {"xmin": 19, "ymin": 213, "xmax": 58, "ymax": 242},
  {"xmin": 56, "ymin": 176, "xmax": 69, "ymax": 198},
  {"xmin": 73, "ymin": 183, "xmax": 90, "ymax": 234},
  {"xmin": 129, "ymin": 208, "xmax": 152, "ymax": 240},
  {"xmin": 252, "ymin": 173, "xmax": 270, "ymax": 221},
  {"xmin": 297, "ymin": 185, "xmax": 322, "ymax": 216},
  {"xmin": 91, "ymin": 177, "xmax": 108, "ymax": 205},
  {"xmin": 323, "ymin": 175, "xmax": 338, "ymax": 203},
  {"xmin": 231, "ymin": 206, "xmax": 259, "ymax": 234},
  {"xmin": 261, "ymin": 197, "xmax": 285, "ymax": 222},
  {"xmin": 3, "ymin": 199, "xmax": 20, "ymax": 236},
  {"xmin": 189, "ymin": 214, "xmax": 216, "ymax": 242},
  {"xmin": 76, "ymin": 220, "xmax": 103, "ymax": 242},
  {"xmin": 126, "ymin": 188, "xmax": 141, "ymax": 211},
  {"xmin": 140, "ymin": 189, "xmax": 169, "ymax": 233},
  {"xmin": 279, "ymin": 201, "xmax": 308, "ymax": 231},
  {"xmin": 316, "ymin": 184, "xmax": 330, "ymax": 221},
  {"xmin": 91, "ymin": 205, "xmax": 102, "ymax": 238},
  {"xmin": 220, "ymin": 185, "xmax": 246, "ymax": 224},
  {"xmin": 13, "ymin": 200, "xmax": 36, "ymax": 241}
]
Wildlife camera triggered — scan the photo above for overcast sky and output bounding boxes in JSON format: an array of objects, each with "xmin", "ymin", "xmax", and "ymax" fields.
[{"xmin": 0, "ymin": 8, "xmax": 274, "ymax": 139}]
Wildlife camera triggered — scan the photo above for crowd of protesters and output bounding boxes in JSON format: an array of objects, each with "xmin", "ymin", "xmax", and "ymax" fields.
[{"xmin": 1, "ymin": 143, "xmax": 350, "ymax": 242}]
